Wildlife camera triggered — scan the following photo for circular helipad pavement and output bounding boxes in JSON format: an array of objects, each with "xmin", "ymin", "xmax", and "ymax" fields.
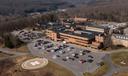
[{"xmin": 21, "ymin": 58, "xmax": 48, "ymax": 70}]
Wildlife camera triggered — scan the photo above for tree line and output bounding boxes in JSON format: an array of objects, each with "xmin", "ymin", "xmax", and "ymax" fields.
[{"xmin": 66, "ymin": 0, "xmax": 128, "ymax": 22}]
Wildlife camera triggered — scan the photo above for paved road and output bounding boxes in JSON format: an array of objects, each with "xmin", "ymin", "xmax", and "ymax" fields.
[
  {"xmin": 0, "ymin": 48, "xmax": 29, "ymax": 61},
  {"xmin": 0, "ymin": 48, "xmax": 28, "ymax": 55}
]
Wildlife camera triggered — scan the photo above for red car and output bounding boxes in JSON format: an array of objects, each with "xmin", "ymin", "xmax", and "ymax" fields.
[{"xmin": 79, "ymin": 59, "xmax": 86, "ymax": 64}]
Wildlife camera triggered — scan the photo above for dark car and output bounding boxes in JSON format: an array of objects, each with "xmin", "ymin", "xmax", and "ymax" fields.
[
  {"xmin": 74, "ymin": 53, "xmax": 79, "ymax": 55},
  {"xmin": 70, "ymin": 47, "xmax": 74, "ymax": 49},
  {"xmin": 88, "ymin": 55, "xmax": 94, "ymax": 58},
  {"xmin": 54, "ymin": 48, "xmax": 60, "ymax": 52},
  {"xmin": 56, "ymin": 55, "xmax": 60, "ymax": 57},
  {"xmin": 63, "ymin": 45, "xmax": 68, "ymax": 48},
  {"xmin": 86, "ymin": 50, "xmax": 91, "ymax": 53},
  {"xmin": 44, "ymin": 41, "xmax": 50, "ymax": 44},
  {"xmin": 74, "ymin": 55, "xmax": 79, "ymax": 59},
  {"xmin": 47, "ymin": 44, "xmax": 53, "ymax": 48},
  {"xmin": 34, "ymin": 44, "xmax": 38, "ymax": 47},
  {"xmin": 47, "ymin": 50, "xmax": 51, "ymax": 52},
  {"xmin": 83, "ymin": 50, "xmax": 91, "ymax": 53},
  {"xmin": 62, "ymin": 58, "xmax": 67, "ymax": 61},
  {"xmin": 82, "ymin": 52, "xmax": 86, "ymax": 55},
  {"xmin": 69, "ymin": 57, "xmax": 75, "ymax": 61},
  {"xmin": 87, "ymin": 59, "xmax": 93, "ymax": 63}
]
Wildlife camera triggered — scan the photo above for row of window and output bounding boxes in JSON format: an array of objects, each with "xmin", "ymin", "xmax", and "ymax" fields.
[
  {"xmin": 60, "ymin": 34, "xmax": 88, "ymax": 41},
  {"xmin": 115, "ymin": 35, "xmax": 128, "ymax": 40},
  {"xmin": 60, "ymin": 35, "xmax": 89, "ymax": 43}
]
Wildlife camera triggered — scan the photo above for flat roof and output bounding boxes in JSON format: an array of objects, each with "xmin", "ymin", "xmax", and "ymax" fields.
[
  {"xmin": 76, "ymin": 22, "xmax": 109, "ymax": 29},
  {"xmin": 48, "ymin": 26, "xmax": 103, "ymax": 40}
]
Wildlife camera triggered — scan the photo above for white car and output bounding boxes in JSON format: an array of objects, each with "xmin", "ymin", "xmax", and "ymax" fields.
[
  {"xmin": 67, "ymin": 48, "xmax": 71, "ymax": 51},
  {"xmin": 80, "ymin": 51, "xmax": 83, "ymax": 53},
  {"xmin": 51, "ymin": 50, "xmax": 55, "ymax": 52},
  {"xmin": 72, "ymin": 53, "xmax": 75, "ymax": 56},
  {"xmin": 66, "ymin": 56, "xmax": 69, "ymax": 59},
  {"xmin": 59, "ymin": 51, "xmax": 63, "ymax": 54},
  {"xmin": 79, "ymin": 53, "xmax": 83, "ymax": 56},
  {"xmin": 52, "ymin": 55, "xmax": 57, "ymax": 59}
]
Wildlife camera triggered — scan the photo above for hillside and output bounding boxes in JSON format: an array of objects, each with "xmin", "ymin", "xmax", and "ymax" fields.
[
  {"xmin": 67, "ymin": 0, "xmax": 128, "ymax": 22},
  {"xmin": 0, "ymin": 0, "xmax": 127, "ymax": 22},
  {"xmin": 0, "ymin": 0, "xmax": 69, "ymax": 15},
  {"xmin": 0, "ymin": 0, "xmax": 109, "ymax": 15},
  {"xmin": 62, "ymin": 0, "xmax": 110, "ymax": 5}
]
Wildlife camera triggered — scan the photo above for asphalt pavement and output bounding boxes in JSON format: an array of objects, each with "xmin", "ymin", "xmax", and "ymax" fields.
[{"xmin": 27, "ymin": 38, "xmax": 106, "ymax": 76}]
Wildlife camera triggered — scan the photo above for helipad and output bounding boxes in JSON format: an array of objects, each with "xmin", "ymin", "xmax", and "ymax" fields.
[{"xmin": 21, "ymin": 58, "xmax": 48, "ymax": 70}]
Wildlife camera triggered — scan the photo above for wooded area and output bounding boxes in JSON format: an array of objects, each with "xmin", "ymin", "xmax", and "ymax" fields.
[{"xmin": 67, "ymin": 0, "xmax": 128, "ymax": 22}]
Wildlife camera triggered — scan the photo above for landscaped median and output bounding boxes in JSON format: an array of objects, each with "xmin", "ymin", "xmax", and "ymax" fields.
[
  {"xmin": 83, "ymin": 62, "xmax": 109, "ymax": 76},
  {"xmin": 111, "ymin": 51, "xmax": 128, "ymax": 67}
]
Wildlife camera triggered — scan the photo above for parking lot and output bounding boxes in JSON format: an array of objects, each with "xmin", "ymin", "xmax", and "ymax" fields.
[
  {"xmin": 12, "ymin": 29, "xmax": 43, "ymax": 43},
  {"xmin": 28, "ymin": 38, "xmax": 106, "ymax": 73}
]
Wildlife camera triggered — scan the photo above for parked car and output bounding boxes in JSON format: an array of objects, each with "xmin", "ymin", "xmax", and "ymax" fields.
[
  {"xmin": 62, "ymin": 58, "xmax": 67, "ymax": 61},
  {"xmin": 66, "ymin": 56, "xmax": 69, "ymax": 59},
  {"xmin": 74, "ymin": 55, "xmax": 79, "ymax": 59},
  {"xmin": 56, "ymin": 55, "xmax": 60, "ymax": 57},
  {"xmin": 69, "ymin": 57, "xmax": 75, "ymax": 61},
  {"xmin": 87, "ymin": 59, "xmax": 93, "ymax": 63},
  {"xmin": 79, "ymin": 59, "xmax": 86, "ymax": 64},
  {"xmin": 88, "ymin": 55, "xmax": 94, "ymax": 58},
  {"xmin": 51, "ymin": 50, "xmax": 55, "ymax": 52},
  {"xmin": 86, "ymin": 50, "xmax": 91, "ymax": 53}
]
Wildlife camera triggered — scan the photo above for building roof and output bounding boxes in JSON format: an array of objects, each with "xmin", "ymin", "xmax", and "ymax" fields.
[
  {"xmin": 48, "ymin": 25, "xmax": 103, "ymax": 40},
  {"xmin": 76, "ymin": 22, "xmax": 95, "ymax": 26},
  {"xmin": 76, "ymin": 22, "xmax": 109, "ymax": 30}
]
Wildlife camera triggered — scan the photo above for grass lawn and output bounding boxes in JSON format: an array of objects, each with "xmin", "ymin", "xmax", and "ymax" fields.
[
  {"xmin": 112, "ymin": 72, "xmax": 128, "ymax": 76},
  {"xmin": 83, "ymin": 62, "xmax": 109, "ymax": 76},
  {"xmin": 41, "ymin": 61, "xmax": 75, "ymax": 76},
  {"xmin": 111, "ymin": 51, "xmax": 128, "ymax": 67},
  {"xmin": 11, "ymin": 45, "xmax": 29, "ymax": 53},
  {"xmin": 0, "ymin": 55, "xmax": 75, "ymax": 76}
]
